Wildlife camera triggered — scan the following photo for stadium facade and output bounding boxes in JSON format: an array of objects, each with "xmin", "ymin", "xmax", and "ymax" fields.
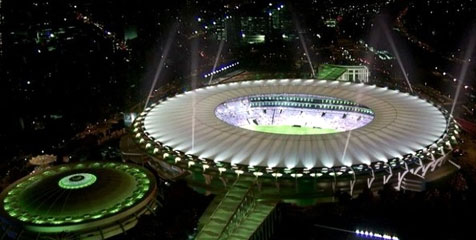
[{"xmin": 132, "ymin": 79, "xmax": 459, "ymax": 239}]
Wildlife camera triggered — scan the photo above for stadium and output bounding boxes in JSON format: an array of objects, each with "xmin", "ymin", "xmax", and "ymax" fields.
[
  {"xmin": 0, "ymin": 162, "xmax": 158, "ymax": 240},
  {"xmin": 132, "ymin": 79, "xmax": 460, "ymax": 239}
]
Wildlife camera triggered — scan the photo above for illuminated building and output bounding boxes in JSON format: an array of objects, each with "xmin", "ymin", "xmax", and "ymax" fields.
[
  {"xmin": 318, "ymin": 64, "xmax": 370, "ymax": 83},
  {"xmin": 133, "ymin": 79, "xmax": 458, "ymax": 239},
  {"xmin": 0, "ymin": 162, "xmax": 158, "ymax": 239}
]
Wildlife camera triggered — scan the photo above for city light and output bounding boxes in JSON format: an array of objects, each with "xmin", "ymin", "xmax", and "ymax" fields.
[
  {"xmin": 203, "ymin": 62, "xmax": 239, "ymax": 78},
  {"xmin": 355, "ymin": 229, "xmax": 399, "ymax": 240}
]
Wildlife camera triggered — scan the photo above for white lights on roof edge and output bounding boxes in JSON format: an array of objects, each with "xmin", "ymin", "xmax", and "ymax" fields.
[
  {"xmin": 355, "ymin": 229, "xmax": 399, "ymax": 240},
  {"xmin": 140, "ymin": 80, "xmax": 451, "ymax": 169}
]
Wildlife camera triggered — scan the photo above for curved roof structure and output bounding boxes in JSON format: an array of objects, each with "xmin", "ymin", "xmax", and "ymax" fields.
[
  {"xmin": 142, "ymin": 79, "xmax": 448, "ymax": 169},
  {"xmin": 29, "ymin": 154, "xmax": 56, "ymax": 166},
  {"xmin": 0, "ymin": 162, "xmax": 157, "ymax": 239}
]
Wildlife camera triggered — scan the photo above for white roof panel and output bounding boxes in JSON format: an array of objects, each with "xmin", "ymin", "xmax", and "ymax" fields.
[{"xmin": 143, "ymin": 80, "xmax": 447, "ymax": 168}]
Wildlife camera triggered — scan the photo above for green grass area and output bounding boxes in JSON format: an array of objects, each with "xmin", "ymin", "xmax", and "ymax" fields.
[
  {"xmin": 317, "ymin": 64, "xmax": 347, "ymax": 80},
  {"xmin": 244, "ymin": 125, "xmax": 340, "ymax": 135}
]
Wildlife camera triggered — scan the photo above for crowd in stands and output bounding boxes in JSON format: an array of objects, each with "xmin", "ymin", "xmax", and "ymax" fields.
[{"xmin": 215, "ymin": 97, "xmax": 374, "ymax": 132}]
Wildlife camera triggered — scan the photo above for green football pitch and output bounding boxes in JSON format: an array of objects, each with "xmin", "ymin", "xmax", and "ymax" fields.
[{"xmin": 244, "ymin": 125, "xmax": 340, "ymax": 135}]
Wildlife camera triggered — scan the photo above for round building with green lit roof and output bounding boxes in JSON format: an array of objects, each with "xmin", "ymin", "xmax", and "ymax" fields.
[{"xmin": 0, "ymin": 162, "xmax": 157, "ymax": 240}]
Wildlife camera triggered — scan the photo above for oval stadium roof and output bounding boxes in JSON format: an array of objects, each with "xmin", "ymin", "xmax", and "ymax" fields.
[
  {"xmin": 143, "ymin": 79, "xmax": 448, "ymax": 169},
  {"xmin": 0, "ymin": 162, "xmax": 157, "ymax": 239}
]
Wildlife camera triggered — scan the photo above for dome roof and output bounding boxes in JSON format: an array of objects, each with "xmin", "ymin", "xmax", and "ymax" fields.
[{"xmin": 0, "ymin": 162, "xmax": 157, "ymax": 239}]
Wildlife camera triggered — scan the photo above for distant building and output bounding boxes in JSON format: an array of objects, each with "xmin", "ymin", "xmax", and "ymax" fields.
[
  {"xmin": 240, "ymin": 15, "xmax": 267, "ymax": 44},
  {"xmin": 206, "ymin": 3, "xmax": 294, "ymax": 45},
  {"xmin": 239, "ymin": 3, "xmax": 294, "ymax": 44},
  {"xmin": 325, "ymin": 19, "xmax": 337, "ymax": 28},
  {"xmin": 317, "ymin": 64, "xmax": 369, "ymax": 83}
]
